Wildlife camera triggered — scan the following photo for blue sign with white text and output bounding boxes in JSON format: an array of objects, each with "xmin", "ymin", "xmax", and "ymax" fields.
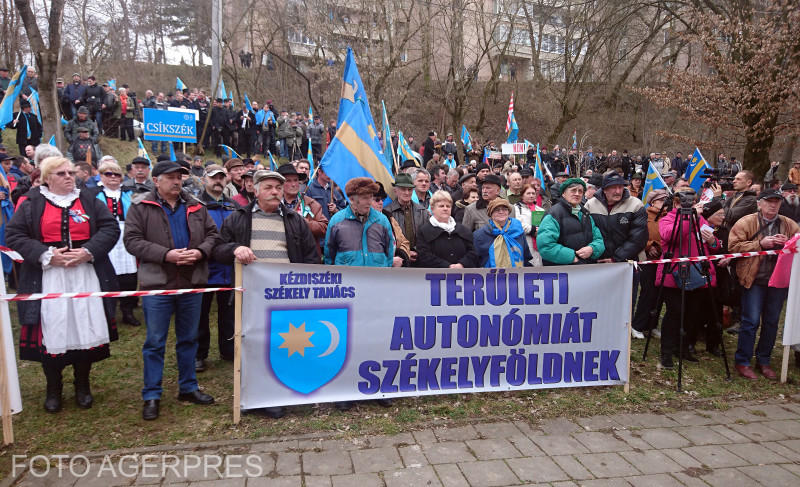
[{"xmin": 142, "ymin": 108, "xmax": 197, "ymax": 142}]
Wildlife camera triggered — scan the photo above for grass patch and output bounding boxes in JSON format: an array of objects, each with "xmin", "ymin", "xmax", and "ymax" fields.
[{"xmin": 1, "ymin": 305, "xmax": 798, "ymax": 481}]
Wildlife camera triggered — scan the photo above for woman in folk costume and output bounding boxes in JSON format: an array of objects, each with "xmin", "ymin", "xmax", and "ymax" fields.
[
  {"xmin": 93, "ymin": 158, "xmax": 140, "ymax": 326},
  {"xmin": 7, "ymin": 156, "xmax": 120, "ymax": 413},
  {"xmin": 473, "ymin": 198, "xmax": 533, "ymax": 268}
]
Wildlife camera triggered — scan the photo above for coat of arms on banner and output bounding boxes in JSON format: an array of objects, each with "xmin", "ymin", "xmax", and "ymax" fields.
[{"xmin": 269, "ymin": 308, "xmax": 348, "ymax": 394}]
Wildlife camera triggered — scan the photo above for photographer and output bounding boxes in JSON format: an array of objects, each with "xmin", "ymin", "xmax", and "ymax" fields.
[
  {"xmin": 729, "ymin": 189, "xmax": 800, "ymax": 380},
  {"xmin": 655, "ymin": 188, "xmax": 721, "ymax": 369}
]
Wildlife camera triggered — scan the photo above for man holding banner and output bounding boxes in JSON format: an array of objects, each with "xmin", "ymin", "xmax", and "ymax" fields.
[{"xmin": 7, "ymin": 101, "xmax": 42, "ymax": 155}]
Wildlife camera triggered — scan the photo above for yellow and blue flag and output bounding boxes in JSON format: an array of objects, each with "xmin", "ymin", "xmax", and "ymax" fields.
[
  {"xmin": 0, "ymin": 65, "xmax": 27, "ymax": 128},
  {"xmin": 243, "ymin": 93, "xmax": 253, "ymax": 112},
  {"xmin": 337, "ymin": 48, "xmax": 383, "ymax": 168},
  {"xmin": 137, "ymin": 138, "xmax": 151, "ymax": 164},
  {"xmin": 307, "ymin": 138, "xmax": 314, "ymax": 173},
  {"xmin": 685, "ymin": 147, "xmax": 710, "ymax": 193},
  {"xmin": 169, "ymin": 142, "xmax": 177, "ymax": 162},
  {"xmin": 29, "ymin": 88, "xmax": 42, "ymax": 124},
  {"xmin": 228, "ymin": 90, "xmax": 234, "ymax": 108},
  {"xmin": 643, "ymin": 162, "xmax": 669, "ymax": 205},
  {"xmin": 572, "ymin": 130, "xmax": 577, "ymax": 149},
  {"xmin": 48, "ymin": 135, "xmax": 56, "ymax": 146},
  {"xmin": 219, "ymin": 144, "xmax": 241, "ymax": 160},
  {"xmin": 107, "ymin": 79, "xmax": 117, "ymax": 90},
  {"xmin": 506, "ymin": 112, "xmax": 519, "ymax": 143},
  {"xmin": 176, "ymin": 77, "xmax": 187, "ymax": 91},
  {"xmin": 396, "ymin": 131, "xmax": 415, "ymax": 163},
  {"xmin": 320, "ymin": 98, "xmax": 395, "ymax": 200},
  {"xmin": 461, "ymin": 125, "xmax": 473, "ymax": 152},
  {"xmin": 61, "ymin": 115, "xmax": 69, "ymax": 126},
  {"xmin": 267, "ymin": 151, "xmax": 278, "ymax": 171},
  {"xmin": 309, "ymin": 105, "xmax": 314, "ymax": 121},
  {"xmin": 381, "ymin": 100, "xmax": 397, "ymax": 172}
]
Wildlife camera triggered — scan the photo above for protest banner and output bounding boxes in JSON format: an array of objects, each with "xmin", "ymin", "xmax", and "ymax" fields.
[
  {"xmin": 0, "ymin": 279, "xmax": 22, "ymax": 444},
  {"xmin": 236, "ymin": 262, "xmax": 632, "ymax": 412},
  {"xmin": 142, "ymin": 108, "xmax": 197, "ymax": 143},
  {"xmin": 501, "ymin": 143, "xmax": 527, "ymax": 155}
]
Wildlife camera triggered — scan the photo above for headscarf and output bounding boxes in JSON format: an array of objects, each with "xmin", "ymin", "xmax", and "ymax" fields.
[{"xmin": 487, "ymin": 218, "xmax": 525, "ymax": 268}]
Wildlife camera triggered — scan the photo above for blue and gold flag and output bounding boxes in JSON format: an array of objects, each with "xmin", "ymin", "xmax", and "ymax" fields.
[
  {"xmin": 685, "ymin": 147, "xmax": 710, "ymax": 193},
  {"xmin": 643, "ymin": 162, "xmax": 669, "ymax": 205},
  {"xmin": 219, "ymin": 144, "xmax": 241, "ymax": 160},
  {"xmin": 0, "ymin": 65, "xmax": 27, "ymax": 128},
  {"xmin": 461, "ymin": 125, "xmax": 473, "ymax": 152},
  {"xmin": 176, "ymin": 77, "xmax": 187, "ymax": 91},
  {"xmin": 396, "ymin": 131, "xmax": 416, "ymax": 164},
  {"xmin": 321, "ymin": 98, "xmax": 395, "ymax": 200}
]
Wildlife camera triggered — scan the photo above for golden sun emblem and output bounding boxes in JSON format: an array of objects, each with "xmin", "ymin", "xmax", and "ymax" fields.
[{"xmin": 278, "ymin": 322, "xmax": 315, "ymax": 357}]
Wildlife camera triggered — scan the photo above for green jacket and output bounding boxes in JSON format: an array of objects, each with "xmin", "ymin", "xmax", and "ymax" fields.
[{"xmin": 536, "ymin": 206, "xmax": 604, "ymax": 265}]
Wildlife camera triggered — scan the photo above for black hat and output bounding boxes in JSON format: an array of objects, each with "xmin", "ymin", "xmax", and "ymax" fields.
[
  {"xmin": 77, "ymin": 127, "xmax": 89, "ymax": 133},
  {"xmin": 554, "ymin": 171, "xmax": 569, "ymax": 178},
  {"xmin": 400, "ymin": 159, "xmax": 418, "ymax": 170},
  {"xmin": 482, "ymin": 174, "xmax": 502, "ymax": 187},
  {"xmin": 152, "ymin": 161, "xmax": 189, "ymax": 178},
  {"xmin": 374, "ymin": 182, "xmax": 388, "ymax": 200},
  {"xmin": 177, "ymin": 160, "xmax": 191, "ymax": 170},
  {"xmin": 475, "ymin": 162, "xmax": 490, "ymax": 173},
  {"xmin": 20, "ymin": 100, "xmax": 30, "ymax": 109},
  {"xmin": 0, "ymin": 154, "xmax": 13, "ymax": 161},
  {"xmin": 77, "ymin": 106, "xmax": 89, "ymax": 114},
  {"xmin": 519, "ymin": 168, "xmax": 533, "ymax": 178},
  {"xmin": 276, "ymin": 164, "xmax": 299, "ymax": 177},
  {"xmin": 630, "ymin": 172, "xmax": 644, "ymax": 180},
  {"xmin": 131, "ymin": 157, "xmax": 150, "ymax": 166},
  {"xmin": 215, "ymin": 98, "xmax": 223, "ymax": 103},
  {"xmin": 781, "ymin": 182, "xmax": 798, "ymax": 191},
  {"xmin": 701, "ymin": 200, "xmax": 723, "ymax": 220},
  {"xmin": 0, "ymin": 67, "xmax": 8, "ymax": 72},
  {"xmin": 601, "ymin": 173, "xmax": 627, "ymax": 189},
  {"xmin": 758, "ymin": 189, "xmax": 783, "ymax": 201},
  {"xmin": 459, "ymin": 172, "xmax": 477, "ymax": 184},
  {"xmin": 156, "ymin": 154, "xmax": 171, "ymax": 162}
]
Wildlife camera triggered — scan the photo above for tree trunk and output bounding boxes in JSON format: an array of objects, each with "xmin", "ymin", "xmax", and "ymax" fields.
[
  {"xmin": 14, "ymin": 0, "xmax": 66, "ymax": 148},
  {"xmin": 742, "ymin": 132, "xmax": 773, "ymax": 179}
]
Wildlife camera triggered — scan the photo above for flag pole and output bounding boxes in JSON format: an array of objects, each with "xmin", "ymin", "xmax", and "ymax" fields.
[
  {"xmin": 233, "ymin": 261, "xmax": 243, "ymax": 424},
  {"xmin": 0, "ymin": 301, "xmax": 15, "ymax": 445}
]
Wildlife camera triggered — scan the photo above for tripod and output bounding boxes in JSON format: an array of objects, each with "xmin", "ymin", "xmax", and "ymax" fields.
[{"xmin": 642, "ymin": 197, "xmax": 731, "ymax": 391}]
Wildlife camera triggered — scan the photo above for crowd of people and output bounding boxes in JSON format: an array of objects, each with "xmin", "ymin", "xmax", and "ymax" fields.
[{"xmin": 2, "ymin": 73, "xmax": 800, "ymax": 421}]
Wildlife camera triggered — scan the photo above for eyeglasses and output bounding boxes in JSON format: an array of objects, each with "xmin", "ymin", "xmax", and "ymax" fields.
[
  {"xmin": 54, "ymin": 170, "xmax": 78, "ymax": 177},
  {"xmin": 102, "ymin": 172, "xmax": 122, "ymax": 178}
]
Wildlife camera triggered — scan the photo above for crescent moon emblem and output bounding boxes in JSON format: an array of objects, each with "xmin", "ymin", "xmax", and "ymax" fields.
[{"xmin": 317, "ymin": 321, "xmax": 340, "ymax": 357}]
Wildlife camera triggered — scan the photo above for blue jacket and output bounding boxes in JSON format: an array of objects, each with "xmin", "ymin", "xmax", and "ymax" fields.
[
  {"xmin": 324, "ymin": 206, "xmax": 395, "ymax": 267},
  {"xmin": 201, "ymin": 191, "xmax": 238, "ymax": 285},
  {"xmin": 306, "ymin": 178, "xmax": 346, "ymax": 220},
  {"xmin": 472, "ymin": 219, "xmax": 534, "ymax": 267}
]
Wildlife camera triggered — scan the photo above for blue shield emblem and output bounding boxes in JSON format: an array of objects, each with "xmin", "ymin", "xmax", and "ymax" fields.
[{"xmin": 269, "ymin": 308, "xmax": 348, "ymax": 394}]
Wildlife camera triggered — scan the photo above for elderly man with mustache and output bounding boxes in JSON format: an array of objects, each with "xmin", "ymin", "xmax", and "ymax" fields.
[{"xmin": 124, "ymin": 160, "xmax": 220, "ymax": 421}]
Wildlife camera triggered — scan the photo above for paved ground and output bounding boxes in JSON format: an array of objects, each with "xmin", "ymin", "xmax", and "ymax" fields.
[{"xmin": 8, "ymin": 395, "xmax": 800, "ymax": 486}]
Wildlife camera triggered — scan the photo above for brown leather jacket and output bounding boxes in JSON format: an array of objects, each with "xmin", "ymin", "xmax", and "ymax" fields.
[{"xmin": 728, "ymin": 212, "xmax": 799, "ymax": 289}]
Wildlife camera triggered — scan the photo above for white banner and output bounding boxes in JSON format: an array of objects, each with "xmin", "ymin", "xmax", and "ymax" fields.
[
  {"xmin": 0, "ymin": 279, "xmax": 22, "ymax": 416},
  {"xmin": 782, "ymin": 252, "xmax": 800, "ymax": 346},
  {"xmin": 501, "ymin": 143, "xmax": 527, "ymax": 154},
  {"xmin": 241, "ymin": 263, "xmax": 632, "ymax": 409}
]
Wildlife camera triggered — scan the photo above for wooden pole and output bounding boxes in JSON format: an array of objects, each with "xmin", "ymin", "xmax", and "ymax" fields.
[
  {"xmin": 0, "ymin": 303, "xmax": 15, "ymax": 445},
  {"xmin": 781, "ymin": 345, "xmax": 790, "ymax": 383},
  {"xmin": 624, "ymin": 262, "xmax": 634, "ymax": 394},
  {"xmin": 182, "ymin": 142, "xmax": 186, "ymax": 155},
  {"xmin": 233, "ymin": 261, "xmax": 243, "ymax": 424}
]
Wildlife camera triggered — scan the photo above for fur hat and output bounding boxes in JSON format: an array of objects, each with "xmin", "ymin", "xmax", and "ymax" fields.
[{"xmin": 345, "ymin": 177, "xmax": 379, "ymax": 197}]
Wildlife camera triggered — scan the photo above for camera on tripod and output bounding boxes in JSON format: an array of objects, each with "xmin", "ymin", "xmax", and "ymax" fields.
[{"xmin": 700, "ymin": 168, "xmax": 734, "ymax": 191}]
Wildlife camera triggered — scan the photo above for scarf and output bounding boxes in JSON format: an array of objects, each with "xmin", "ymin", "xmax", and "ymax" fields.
[
  {"xmin": 41, "ymin": 186, "xmax": 80, "ymax": 208},
  {"xmin": 120, "ymin": 94, "xmax": 128, "ymax": 115},
  {"xmin": 486, "ymin": 218, "xmax": 525, "ymax": 268},
  {"xmin": 429, "ymin": 215, "xmax": 456, "ymax": 234}
]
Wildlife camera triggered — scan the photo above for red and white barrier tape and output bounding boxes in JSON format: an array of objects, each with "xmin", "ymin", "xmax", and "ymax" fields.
[
  {"xmin": 0, "ymin": 287, "xmax": 244, "ymax": 302},
  {"xmin": 635, "ymin": 247, "xmax": 797, "ymax": 266}
]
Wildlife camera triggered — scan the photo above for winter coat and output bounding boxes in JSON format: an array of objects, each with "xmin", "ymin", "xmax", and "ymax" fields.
[
  {"xmin": 64, "ymin": 118, "xmax": 99, "ymax": 144},
  {"xmin": 728, "ymin": 212, "xmax": 799, "ymax": 289},
  {"xmin": 123, "ymin": 189, "xmax": 219, "ymax": 290},
  {"xmin": 309, "ymin": 122, "xmax": 326, "ymax": 145},
  {"xmin": 584, "ymin": 189, "xmax": 648, "ymax": 261},
  {"xmin": 461, "ymin": 198, "xmax": 517, "ymax": 232},
  {"xmin": 6, "ymin": 187, "xmax": 120, "ymax": 325},
  {"xmin": 9, "ymin": 111, "xmax": 42, "ymax": 144},
  {"xmin": 212, "ymin": 200, "xmax": 319, "ymax": 265},
  {"xmin": 655, "ymin": 208, "xmax": 719, "ymax": 289},
  {"xmin": 63, "ymin": 82, "xmax": 86, "ymax": 105},
  {"xmin": 415, "ymin": 220, "xmax": 478, "ymax": 268},
  {"xmin": 536, "ymin": 199, "xmax": 604, "ymax": 265},
  {"xmin": 324, "ymin": 206, "xmax": 395, "ymax": 267},
  {"xmin": 473, "ymin": 219, "xmax": 534, "ymax": 267},
  {"xmin": 201, "ymin": 191, "xmax": 239, "ymax": 285},
  {"xmin": 82, "ymin": 84, "xmax": 105, "ymax": 113},
  {"xmin": 384, "ymin": 200, "xmax": 428, "ymax": 248},
  {"xmin": 722, "ymin": 190, "xmax": 758, "ymax": 231}
]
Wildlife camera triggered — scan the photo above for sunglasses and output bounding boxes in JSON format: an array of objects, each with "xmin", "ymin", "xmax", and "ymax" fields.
[
  {"xmin": 102, "ymin": 172, "xmax": 122, "ymax": 178},
  {"xmin": 54, "ymin": 170, "xmax": 78, "ymax": 177}
]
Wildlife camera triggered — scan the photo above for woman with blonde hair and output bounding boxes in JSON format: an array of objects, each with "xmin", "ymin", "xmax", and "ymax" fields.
[{"xmin": 7, "ymin": 156, "xmax": 120, "ymax": 412}]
